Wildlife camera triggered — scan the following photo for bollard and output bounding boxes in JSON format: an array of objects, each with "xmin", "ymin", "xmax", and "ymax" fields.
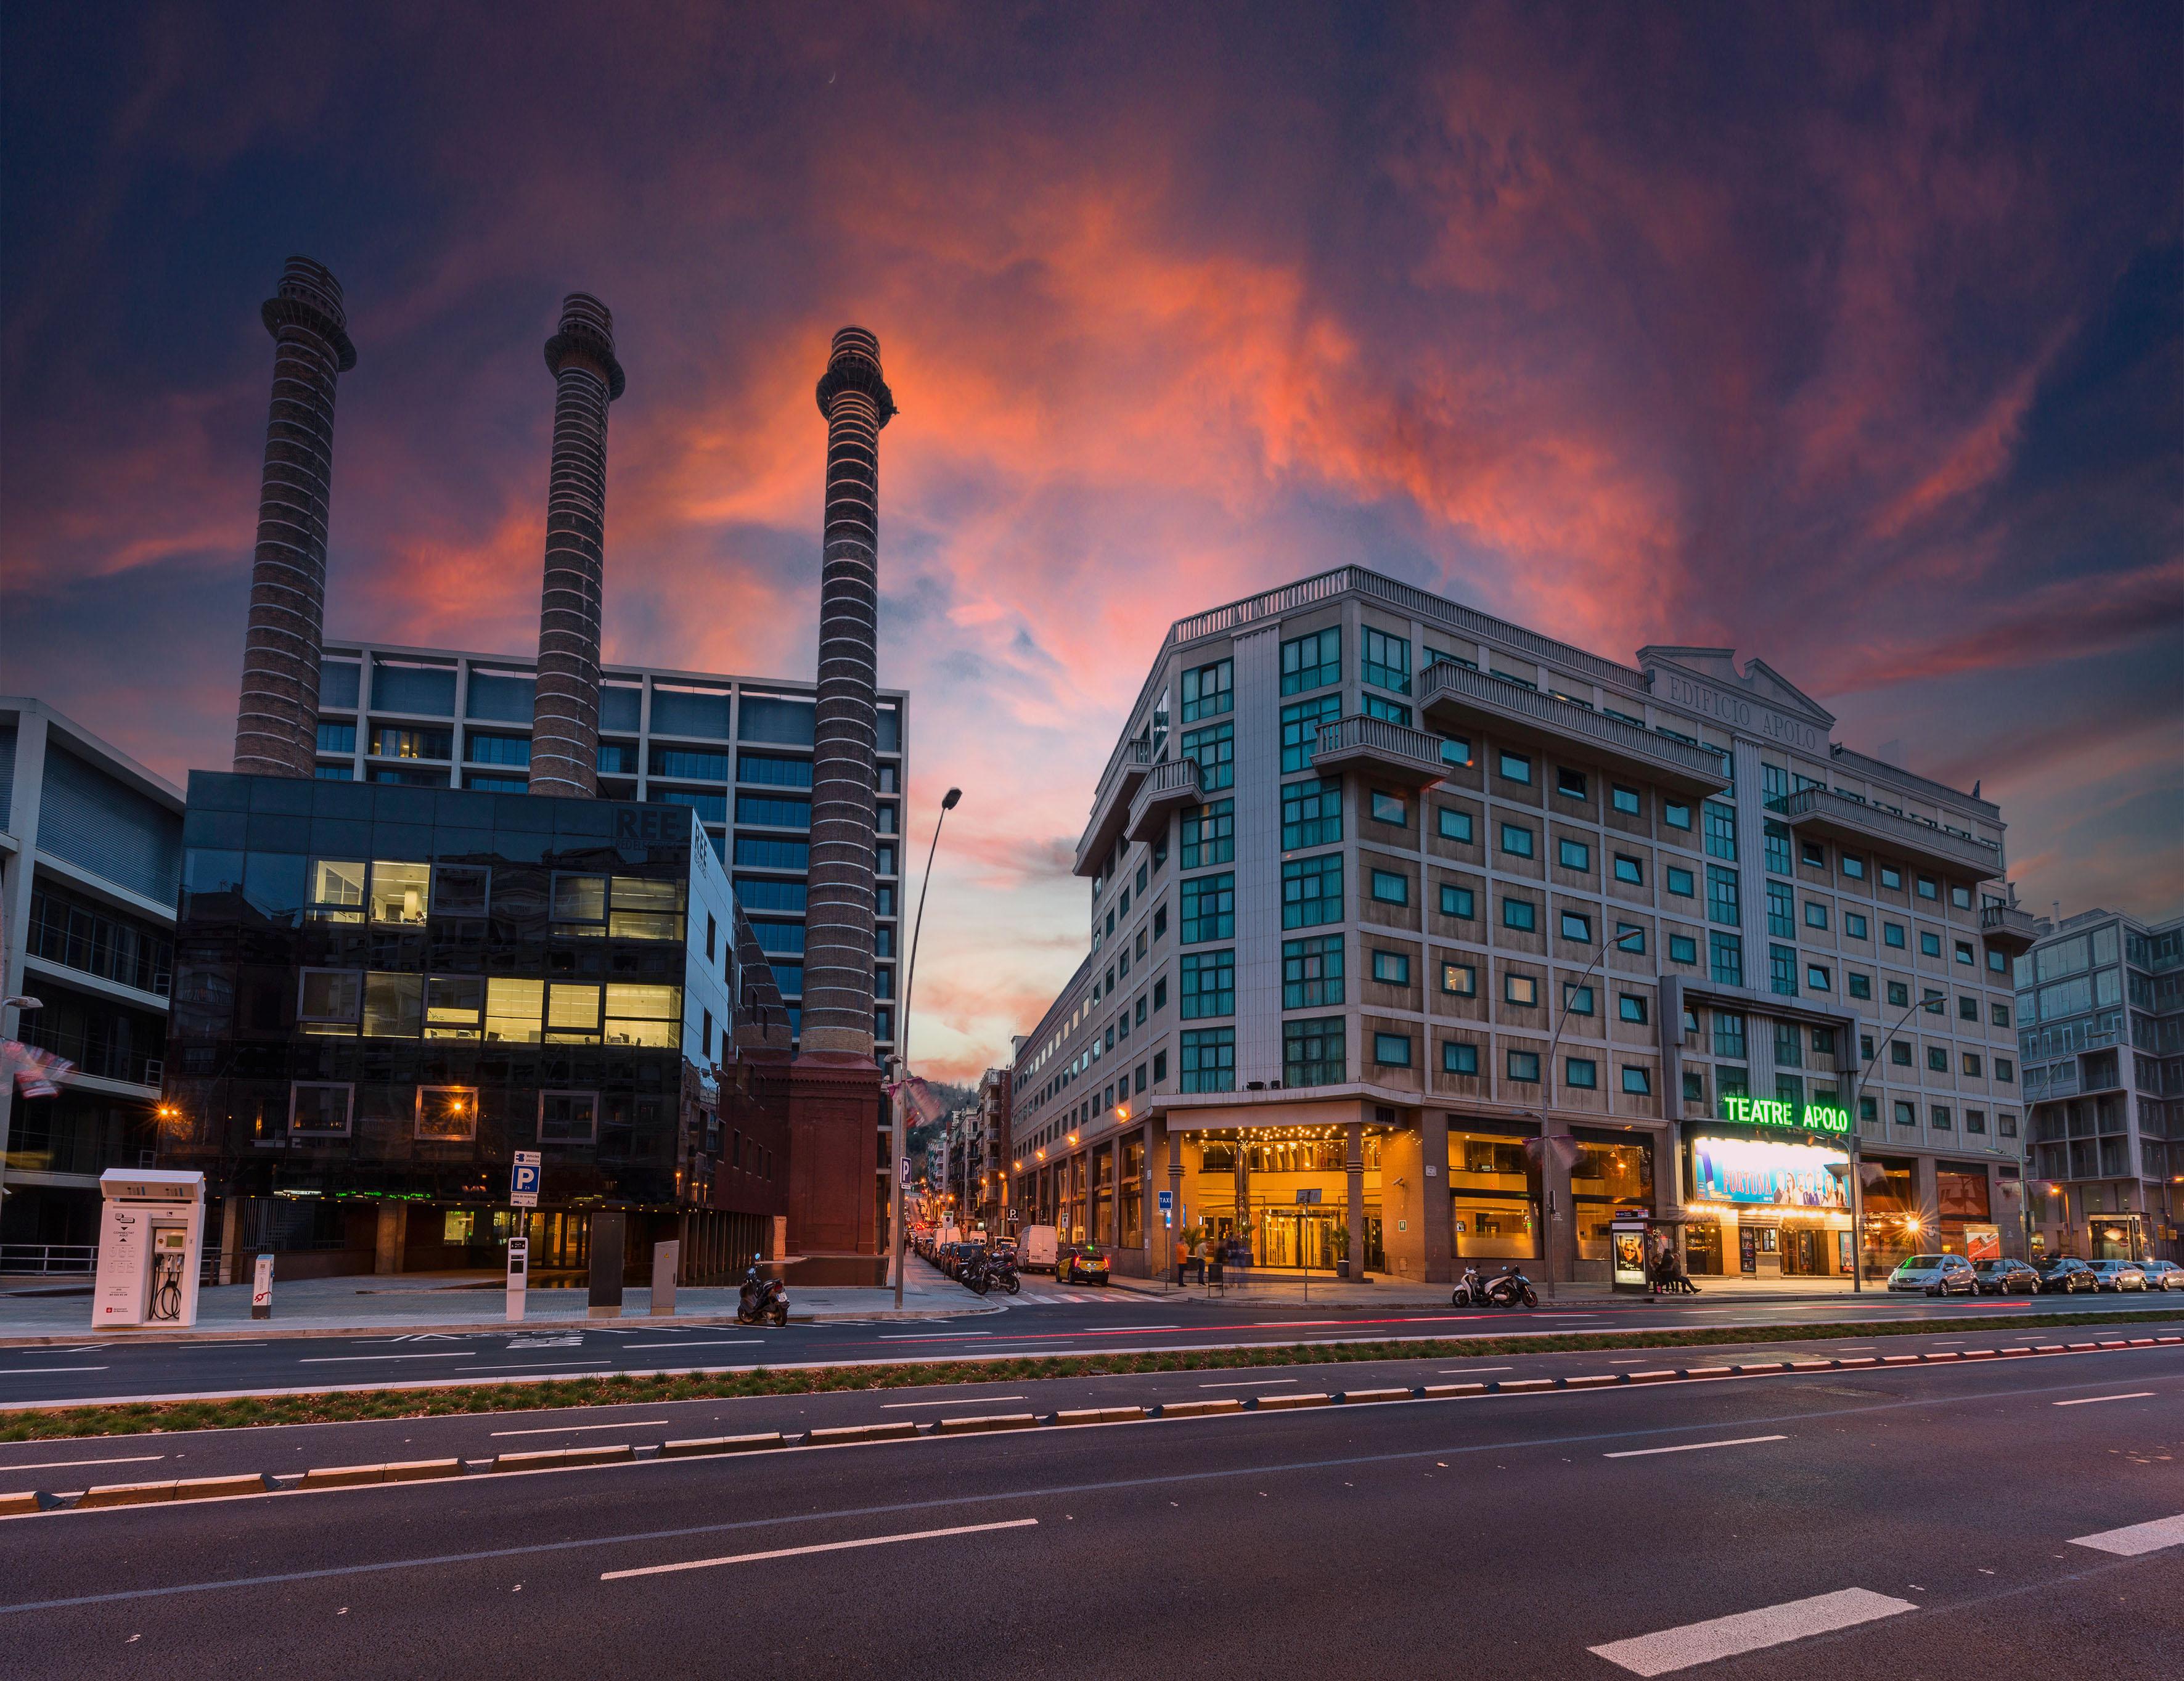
[{"xmin": 250, "ymin": 1252, "xmax": 274, "ymax": 1320}]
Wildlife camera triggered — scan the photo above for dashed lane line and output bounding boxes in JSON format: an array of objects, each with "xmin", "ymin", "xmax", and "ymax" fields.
[
  {"xmin": 600, "ymin": 1516, "xmax": 1040, "ymax": 1581},
  {"xmin": 1588, "ymin": 1587, "xmax": 1918, "ymax": 1675}
]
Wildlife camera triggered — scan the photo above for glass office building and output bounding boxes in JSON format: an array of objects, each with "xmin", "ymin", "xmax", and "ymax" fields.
[{"xmin": 158, "ymin": 772, "xmax": 781, "ymax": 1283}]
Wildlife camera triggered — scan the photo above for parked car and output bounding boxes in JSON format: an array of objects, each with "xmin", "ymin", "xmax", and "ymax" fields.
[
  {"xmin": 2034, "ymin": 1256, "xmax": 2099, "ymax": 1294},
  {"xmin": 1056, "ymin": 1245, "xmax": 1110, "ymax": 1286},
  {"xmin": 1973, "ymin": 1258, "xmax": 2040, "ymax": 1295},
  {"xmin": 1887, "ymin": 1254, "xmax": 1978, "ymax": 1296},
  {"xmin": 2085, "ymin": 1260, "xmax": 2148, "ymax": 1292},
  {"xmin": 2138, "ymin": 1260, "xmax": 2184, "ymax": 1291}
]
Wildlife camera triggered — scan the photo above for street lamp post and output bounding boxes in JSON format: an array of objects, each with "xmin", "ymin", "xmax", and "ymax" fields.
[
  {"xmin": 1842, "ymin": 986, "xmax": 1949, "ymax": 1291},
  {"xmin": 1534, "ymin": 928, "xmax": 1647, "ymax": 1301},
  {"xmin": 891, "ymin": 786, "xmax": 962, "ymax": 1311}
]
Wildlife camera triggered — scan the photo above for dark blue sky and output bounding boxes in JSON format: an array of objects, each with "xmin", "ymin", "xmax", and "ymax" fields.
[{"xmin": 4, "ymin": 2, "xmax": 2177, "ymax": 1074}]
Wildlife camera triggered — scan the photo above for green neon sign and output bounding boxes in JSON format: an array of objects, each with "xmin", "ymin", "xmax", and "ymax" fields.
[{"xmin": 1718, "ymin": 1094, "xmax": 1851, "ymax": 1135}]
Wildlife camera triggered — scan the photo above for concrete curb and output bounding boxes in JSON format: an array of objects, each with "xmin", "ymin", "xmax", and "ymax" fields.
[{"xmin": 7, "ymin": 1334, "xmax": 2177, "ymax": 1521}]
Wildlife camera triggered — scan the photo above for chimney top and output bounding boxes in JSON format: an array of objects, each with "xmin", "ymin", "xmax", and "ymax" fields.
[
  {"xmin": 816, "ymin": 324, "xmax": 895, "ymax": 425},
  {"xmin": 544, "ymin": 290, "xmax": 626, "ymax": 399},
  {"xmin": 261, "ymin": 254, "xmax": 356, "ymax": 371}
]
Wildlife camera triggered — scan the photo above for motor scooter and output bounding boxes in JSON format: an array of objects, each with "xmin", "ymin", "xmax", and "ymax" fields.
[
  {"xmin": 1452, "ymin": 1266, "xmax": 1490, "ymax": 1307},
  {"xmin": 1483, "ymin": 1264, "xmax": 1538, "ymax": 1310},
  {"xmin": 737, "ymin": 1255, "xmax": 788, "ymax": 1327}
]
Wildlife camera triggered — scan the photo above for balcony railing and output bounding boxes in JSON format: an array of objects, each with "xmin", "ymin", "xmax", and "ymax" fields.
[
  {"xmin": 1076, "ymin": 738, "xmax": 1156, "ymax": 877},
  {"xmin": 1127, "ymin": 757, "xmax": 1205, "ymax": 845},
  {"xmin": 1979, "ymin": 902, "xmax": 2040, "ymax": 951},
  {"xmin": 1420, "ymin": 661, "xmax": 1733, "ymax": 795},
  {"xmin": 1778, "ymin": 787, "xmax": 2002, "ymax": 877},
  {"xmin": 1310, "ymin": 714, "xmax": 1451, "ymax": 788}
]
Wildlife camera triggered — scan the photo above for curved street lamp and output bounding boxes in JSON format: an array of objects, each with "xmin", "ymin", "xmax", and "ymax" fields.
[{"xmin": 891, "ymin": 786, "xmax": 962, "ymax": 1308}]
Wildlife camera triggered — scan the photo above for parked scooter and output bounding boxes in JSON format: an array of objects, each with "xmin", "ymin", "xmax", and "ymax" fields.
[
  {"xmin": 1483, "ymin": 1264, "xmax": 1538, "ymax": 1310},
  {"xmin": 1452, "ymin": 1266, "xmax": 1491, "ymax": 1308},
  {"xmin": 737, "ymin": 1254, "xmax": 788, "ymax": 1327}
]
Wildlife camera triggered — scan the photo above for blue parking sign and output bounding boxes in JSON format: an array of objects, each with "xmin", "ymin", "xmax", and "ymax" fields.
[{"xmin": 511, "ymin": 1150, "xmax": 542, "ymax": 1209}]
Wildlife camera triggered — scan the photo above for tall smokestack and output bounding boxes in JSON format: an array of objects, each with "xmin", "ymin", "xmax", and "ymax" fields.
[
  {"xmin": 232, "ymin": 256, "xmax": 356, "ymax": 777},
  {"xmin": 528, "ymin": 293, "xmax": 626, "ymax": 798},
  {"xmin": 800, "ymin": 327, "xmax": 895, "ymax": 1060}
]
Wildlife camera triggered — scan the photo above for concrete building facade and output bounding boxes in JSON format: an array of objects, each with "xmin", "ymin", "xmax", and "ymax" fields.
[
  {"xmin": 0, "ymin": 699, "xmax": 186, "ymax": 1262},
  {"xmin": 1008, "ymin": 568, "xmax": 2030, "ymax": 1285},
  {"xmin": 2018, "ymin": 908, "xmax": 2183, "ymax": 1262}
]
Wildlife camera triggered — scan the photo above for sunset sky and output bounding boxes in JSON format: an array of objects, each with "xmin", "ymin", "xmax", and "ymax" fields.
[{"xmin": 4, "ymin": 4, "xmax": 2178, "ymax": 1082}]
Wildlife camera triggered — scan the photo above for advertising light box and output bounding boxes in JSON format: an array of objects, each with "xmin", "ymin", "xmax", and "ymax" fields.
[{"xmin": 1690, "ymin": 1135, "xmax": 1849, "ymax": 1209}]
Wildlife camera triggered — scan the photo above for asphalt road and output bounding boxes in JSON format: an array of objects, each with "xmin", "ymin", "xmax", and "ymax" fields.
[
  {"xmin": 2, "ymin": 1344, "xmax": 2178, "ymax": 1679},
  {"xmin": 2, "ymin": 1284, "xmax": 2177, "ymax": 1407}
]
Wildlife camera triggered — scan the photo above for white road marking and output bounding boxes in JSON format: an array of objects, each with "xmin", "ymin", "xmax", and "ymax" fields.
[
  {"xmin": 879, "ymin": 1333, "xmax": 994, "ymax": 1341},
  {"xmin": 2069, "ymin": 1512, "xmax": 2184, "ymax": 1556},
  {"xmin": 1605, "ymin": 1435, "xmax": 1789, "ymax": 1460},
  {"xmin": 0, "ymin": 1454, "xmax": 165, "ymax": 1471},
  {"xmin": 491, "ymin": 1420, "xmax": 672, "ymax": 1437},
  {"xmin": 600, "ymin": 1517, "xmax": 1039, "ymax": 1580},
  {"xmin": 881, "ymin": 1396, "xmax": 1028, "ymax": 1409},
  {"xmin": 1201, "ymin": 1378, "xmax": 1293, "ymax": 1389},
  {"xmin": 0, "ymin": 1367, "xmax": 110, "ymax": 1375},
  {"xmin": 300, "ymin": 1353, "xmax": 477, "ymax": 1364},
  {"xmin": 2052, "ymin": 1392, "xmax": 2156, "ymax": 1407},
  {"xmin": 621, "ymin": 1340, "xmax": 764, "ymax": 1350},
  {"xmin": 1589, "ymin": 1587, "xmax": 1917, "ymax": 1675},
  {"xmin": 1437, "ymin": 1367, "xmax": 1513, "ymax": 1375},
  {"xmin": 464, "ymin": 1361, "xmax": 613, "ymax": 1372}
]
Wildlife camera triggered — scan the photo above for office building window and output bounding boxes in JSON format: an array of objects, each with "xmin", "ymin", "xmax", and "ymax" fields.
[
  {"xmin": 1556, "ymin": 767, "xmax": 1588, "ymax": 799},
  {"xmin": 1280, "ymin": 627, "xmax": 1341, "ymax": 695},
  {"xmin": 1507, "ymin": 1050, "xmax": 1542, "ymax": 1083},
  {"xmin": 1505, "ymin": 973, "xmax": 1539, "ymax": 1007},
  {"xmin": 1804, "ymin": 901, "xmax": 1829, "ymax": 930},
  {"xmin": 1709, "ymin": 931, "xmax": 1743, "ymax": 987},
  {"xmin": 1891, "ymin": 1040, "xmax": 1912, "ymax": 1066},
  {"xmin": 1560, "ymin": 911, "xmax": 1592, "ymax": 942},
  {"xmin": 1990, "ymin": 1002, "xmax": 2010, "ymax": 1028},
  {"xmin": 1616, "ymin": 922, "xmax": 1645, "ymax": 954},
  {"xmin": 1370, "ymin": 869, "xmax": 1409, "ymax": 906},
  {"xmin": 1560, "ymin": 838, "xmax": 1591, "ymax": 870},
  {"xmin": 1180, "ymin": 722, "xmax": 1234, "ymax": 791},
  {"xmin": 1282, "ymin": 779, "xmax": 1341, "ymax": 849},
  {"xmin": 1801, "ymin": 841, "xmax": 1826, "ymax": 869},
  {"xmin": 1767, "ymin": 881, "xmax": 1794, "ymax": 938},
  {"xmin": 1180, "ymin": 950, "xmax": 1235, "ymax": 1020},
  {"xmin": 1442, "ymin": 735, "xmax": 1474, "ymax": 767},
  {"xmin": 1965, "ymin": 1108, "xmax": 1986, "ymax": 1134},
  {"xmin": 1566, "ymin": 1057, "xmax": 1598, "ymax": 1089},
  {"xmin": 1279, "ymin": 695, "xmax": 1341, "ymax": 772},
  {"xmin": 1845, "ymin": 912, "xmax": 1867, "ymax": 938},
  {"xmin": 1179, "ymin": 1028, "xmax": 1235, "ymax": 1093},
  {"xmin": 1437, "ymin": 806, "xmax": 1474, "ymax": 843},
  {"xmin": 1841, "ymin": 852, "xmax": 1866, "ymax": 880},
  {"xmin": 1880, "ymin": 865, "xmax": 1903, "ymax": 890},
  {"xmin": 1707, "ymin": 865, "xmax": 1741, "ymax": 927},
  {"xmin": 1373, "ymin": 1031, "xmax": 1413, "ymax": 1068},
  {"xmin": 1669, "ymin": 934, "xmax": 1698, "ymax": 965},
  {"xmin": 1370, "ymin": 949, "xmax": 1412, "ymax": 986},
  {"xmin": 1848, "ymin": 972, "xmax": 1871, "ymax": 1000},
  {"xmin": 1884, "ymin": 922, "xmax": 1907, "ymax": 947},
  {"xmin": 1563, "ymin": 983, "xmax": 1595, "ymax": 1014},
  {"xmin": 1180, "ymin": 658, "xmax": 1232, "ymax": 722},
  {"xmin": 1704, "ymin": 801, "xmax": 1738, "ymax": 861},
  {"xmin": 1666, "ymin": 866, "xmax": 1695, "ymax": 897},
  {"xmin": 1916, "ymin": 875, "xmax": 1939, "ymax": 901},
  {"xmin": 1621, "ymin": 1066, "xmax": 1652, "ymax": 1095},
  {"xmin": 1362, "ymin": 627, "xmax": 1412, "ymax": 694},
  {"xmin": 1618, "ymin": 993, "xmax": 1648, "ymax": 1024},
  {"xmin": 1439, "ymin": 884, "xmax": 1476, "ymax": 920},
  {"xmin": 1926, "ymin": 1045, "xmax": 1947, "ymax": 1072},
  {"xmin": 1962, "ymin": 1052, "xmax": 1982, "ymax": 1076},
  {"xmin": 1180, "ymin": 873, "xmax": 1235, "ymax": 943},
  {"xmin": 1920, "ymin": 931, "xmax": 1942, "ymax": 957},
  {"xmin": 1502, "ymin": 896, "xmax": 1537, "ymax": 932},
  {"xmin": 1613, "ymin": 854, "xmax": 1643, "ymax": 885},
  {"xmin": 1930, "ymin": 1105, "xmax": 1952, "ymax": 1130},
  {"xmin": 1370, "ymin": 790, "xmax": 1408, "ymax": 825},
  {"xmin": 1893, "ymin": 1100, "xmax": 1916, "ymax": 1126},
  {"xmin": 1283, "ymin": 936, "xmax": 1344, "ymax": 1008},
  {"xmin": 1181, "ymin": 798, "xmax": 1235, "ymax": 869},
  {"xmin": 1611, "ymin": 785, "xmax": 1641, "ymax": 816},
  {"xmin": 1954, "ymin": 940, "xmax": 1974, "ymax": 966},
  {"xmin": 1441, "ymin": 962, "xmax": 1477, "ymax": 997},
  {"xmin": 1282, "ymin": 853, "xmax": 1342, "ymax": 928},
  {"xmin": 1664, "ymin": 802, "xmax": 1693, "ymax": 832},
  {"xmin": 1500, "ymin": 822, "xmax": 1535, "ymax": 859},
  {"xmin": 1713, "ymin": 1010, "xmax": 1745, "ymax": 1060},
  {"xmin": 1770, "ymin": 944, "xmax": 1798, "ymax": 996},
  {"xmin": 1806, "ymin": 964, "xmax": 1832, "ymax": 991},
  {"xmin": 1284, "ymin": 1017, "xmax": 1346, "ymax": 1087},
  {"xmin": 1442, "ymin": 1041, "xmax": 1480, "ymax": 1075},
  {"xmin": 1498, "ymin": 751, "xmax": 1534, "ymax": 785}
]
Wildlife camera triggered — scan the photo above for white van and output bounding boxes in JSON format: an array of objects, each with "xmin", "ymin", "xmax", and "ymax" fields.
[{"xmin": 1018, "ymin": 1225, "xmax": 1059, "ymax": 1273}]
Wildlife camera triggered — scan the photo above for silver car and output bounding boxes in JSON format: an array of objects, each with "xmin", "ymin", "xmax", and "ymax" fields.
[
  {"xmin": 2085, "ymin": 1260, "xmax": 2148, "ymax": 1291},
  {"xmin": 2137, "ymin": 1260, "xmax": 2184, "ymax": 1291},
  {"xmin": 1888, "ymin": 1253, "xmax": 1979, "ymax": 1296}
]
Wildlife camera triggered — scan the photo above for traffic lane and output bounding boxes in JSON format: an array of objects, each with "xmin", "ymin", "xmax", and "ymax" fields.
[
  {"xmin": 0, "ymin": 1324, "xmax": 2175, "ymax": 1493},
  {"xmin": 0, "ymin": 1293, "xmax": 2173, "ymax": 1407},
  {"xmin": 5, "ymin": 1351, "xmax": 2180, "ymax": 1681},
  {"xmin": 0, "ymin": 1333, "xmax": 2174, "ymax": 1505}
]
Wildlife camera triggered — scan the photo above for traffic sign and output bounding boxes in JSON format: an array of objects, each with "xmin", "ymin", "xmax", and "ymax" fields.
[
  {"xmin": 900, "ymin": 1155, "xmax": 912, "ymax": 1187},
  {"xmin": 510, "ymin": 1150, "xmax": 541, "ymax": 1209},
  {"xmin": 1294, "ymin": 1187, "xmax": 1322, "ymax": 1205},
  {"xmin": 1157, "ymin": 1190, "xmax": 1174, "ymax": 1213}
]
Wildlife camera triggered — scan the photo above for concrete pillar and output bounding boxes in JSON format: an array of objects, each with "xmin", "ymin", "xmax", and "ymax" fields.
[
  {"xmin": 373, "ymin": 1203, "xmax": 408, "ymax": 1276},
  {"xmin": 1345, "ymin": 1122, "xmax": 1365, "ymax": 1280},
  {"xmin": 1420, "ymin": 1113, "xmax": 1452, "ymax": 1283},
  {"xmin": 1233, "ymin": 1133, "xmax": 1252, "ymax": 1262},
  {"xmin": 1545, "ymin": 1142, "xmax": 1576, "ymax": 1282},
  {"xmin": 1167, "ymin": 1128, "xmax": 1185, "ymax": 1277},
  {"xmin": 1913, "ymin": 1155, "xmax": 1941, "ymax": 1251},
  {"xmin": 218, "ymin": 1196, "xmax": 244, "ymax": 1288}
]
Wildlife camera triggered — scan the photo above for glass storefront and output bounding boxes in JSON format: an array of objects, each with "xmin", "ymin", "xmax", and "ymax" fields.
[
  {"xmin": 1687, "ymin": 1132, "xmax": 1852, "ymax": 1278},
  {"xmin": 1449, "ymin": 1123, "xmax": 1537, "ymax": 1261},
  {"xmin": 1573, "ymin": 1131, "xmax": 1653, "ymax": 1266},
  {"xmin": 1181, "ymin": 1127, "xmax": 1389, "ymax": 1270},
  {"xmin": 1859, "ymin": 1157, "xmax": 1917, "ymax": 1279},
  {"xmin": 1119, "ymin": 1134, "xmax": 1144, "ymax": 1250}
]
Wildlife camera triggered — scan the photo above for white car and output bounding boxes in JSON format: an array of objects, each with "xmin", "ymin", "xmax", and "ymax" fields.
[
  {"xmin": 1888, "ymin": 1254, "xmax": 1978, "ymax": 1296},
  {"xmin": 2137, "ymin": 1260, "xmax": 2184, "ymax": 1291},
  {"xmin": 2085, "ymin": 1261, "xmax": 2148, "ymax": 1291}
]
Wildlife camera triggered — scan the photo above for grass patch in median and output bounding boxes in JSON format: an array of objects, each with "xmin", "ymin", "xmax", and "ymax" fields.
[{"xmin": 2, "ymin": 1307, "xmax": 2176, "ymax": 1443}]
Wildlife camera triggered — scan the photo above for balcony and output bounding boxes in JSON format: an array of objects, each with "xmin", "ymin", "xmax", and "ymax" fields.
[
  {"xmin": 1418, "ymin": 661, "xmax": 1732, "ymax": 796},
  {"xmin": 1778, "ymin": 787, "xmax": 2002, "ymax": 878},
  {"xmin": 1073, "ymin": 738, "xmax": 1154, "ymax": 877},
  {"xmin": 1980, "ymin": 902, "xmax": 2040, "ymax": 954},
  {"xmin": 1127, "ymin": 757, "xmax": 1204, "ymax": 845},
  {"xmin": 1311, "ymin": 714, "xmax": 1450, "ymax": 790}
]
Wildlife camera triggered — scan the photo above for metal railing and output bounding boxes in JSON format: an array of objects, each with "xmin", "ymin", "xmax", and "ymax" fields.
[
  {"xmin": 1312, "ymin": 712, "xmax": 1448, "ymax": 774},
  {"xmin": 0, "ymin": 1243, "xmax": 96, "ymax": 1276},
  {"xmin": 1778, "ymin": 786, "xmax": 2002, "ymax": 872},
  {"xmin": 1418, "ymin": 660, "xmax": 1733, "ymax": 784},
  {"xmin": 1981, "ymin": 903, "xmax": 2039, "ymax": 941}
]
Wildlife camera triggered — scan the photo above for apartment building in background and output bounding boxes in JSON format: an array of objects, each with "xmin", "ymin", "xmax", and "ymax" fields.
[
  {"xmin": 1008, "ymin": 567, "xmax": 2031, "ymax": 1285},
  {"xmin": 311, "ymin": 642, "xmax": 909, "ymax": 1065},
  {"xmin": 0, "ymin": 699, "xmax": 184, "ymax": 1262},
  {"xmin": 2018, "ymin": 908, "xmax": 2184, "ymax": 1262}
]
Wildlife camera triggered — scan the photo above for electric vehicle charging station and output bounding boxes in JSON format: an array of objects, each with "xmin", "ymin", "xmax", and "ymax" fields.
[{"xmin": 92, "ymin": 1168, "xmax": 207, "ymax": 1329}]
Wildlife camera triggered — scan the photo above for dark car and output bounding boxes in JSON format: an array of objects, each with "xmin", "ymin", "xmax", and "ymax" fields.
[
  {"xmin": 1973, "ymin": 1258, "xmax": 2040, "ymax": 1295},
  {"xmin": 1057, "ymin": 1245, "xmax": 1111, "ymax": 1286},
  {"xmin": 2034, "ymin": 1257, "xmax": 2098, "ymax": 1294}
]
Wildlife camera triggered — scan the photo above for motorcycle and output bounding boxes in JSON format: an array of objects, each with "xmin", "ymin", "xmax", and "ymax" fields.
[
  {"xmin": 1484, "ymin": 1264, "xmax": 1538, "ymax": 1311},
  {"xmin": 1452, "ymin": 1266, "xmax": 1491, "ymax": 1308},
  {"xmin": 985, "ymin": 1254, "xmax": 1021, "ymax": 1296},
  {"xmin": 736, "ymin": 1255, "xmax": 789, "ymax": 1327}
]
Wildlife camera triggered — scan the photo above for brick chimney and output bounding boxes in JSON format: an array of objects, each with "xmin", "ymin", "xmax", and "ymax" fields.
[
  {"xmin": 528, "ymin": 293, "xmax": 626, "ymax": 798},
  {"xmin": 232, "ymin": 256, "xmax": 356, "ymax": 777}
]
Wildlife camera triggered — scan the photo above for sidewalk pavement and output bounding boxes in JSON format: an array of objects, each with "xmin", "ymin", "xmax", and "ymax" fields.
[
  {"xmin": 1102, "ymin": 1268, "xmax": 1887, "ymax": 1309},
  {"xmin": 0, "ymin": 1267, "xmax": 996, "ymax": 1345}
]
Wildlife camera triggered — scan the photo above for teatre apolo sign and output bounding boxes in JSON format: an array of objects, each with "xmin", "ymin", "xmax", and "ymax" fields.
[{"xmin": 1718, "ymin": 1094, "xmax": 1851, "ymax": 1135}]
